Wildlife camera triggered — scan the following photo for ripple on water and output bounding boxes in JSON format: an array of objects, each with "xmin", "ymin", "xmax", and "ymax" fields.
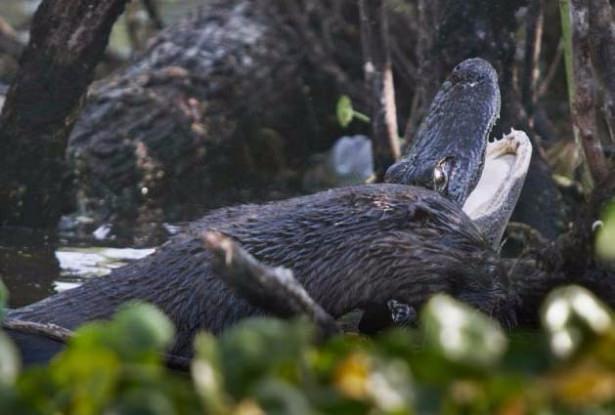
[{"xmin": 54, "ymin": 247, "xmax": 155, "ymax": 292}]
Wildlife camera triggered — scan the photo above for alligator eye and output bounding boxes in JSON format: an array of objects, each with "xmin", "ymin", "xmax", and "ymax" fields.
[{"xmin": 433, "ymin": 161, "xmax": 448, "ymax": 193}]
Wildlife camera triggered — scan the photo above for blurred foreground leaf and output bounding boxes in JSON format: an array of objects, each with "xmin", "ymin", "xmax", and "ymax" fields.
[
  {"xmin": 541, "ymin": 286, "xmax": 612, "ymax": 359},
  {"xmin": 0, "ymin": 332, "xmax": 19, "ymax": 385},
  {"xmin": 0, "ymin": 290, "xmax": 614, "ymax": 413},
  {"xmin": 596, "ymin": 199, "xmax": 615, "ymax": 263},
  {"xmin": 422, "ymin": 294, "xmax": 508, "ymax": 370},
  {"xmin": 0, "ymin": 279, "xmax": 8, "ymax": 321}
]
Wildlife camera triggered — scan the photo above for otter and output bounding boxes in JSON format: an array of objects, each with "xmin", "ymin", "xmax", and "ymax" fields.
[
  {"xmin": 7, "ymin": 58, "xmax": 522, "ymax": 362},
  {"xmin": 9, "ymin": 185, "xmax": 508, "ymax": 358}
]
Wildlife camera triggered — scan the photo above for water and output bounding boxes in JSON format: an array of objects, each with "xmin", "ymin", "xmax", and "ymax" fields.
[{"xmin": 0, "ymin": 227, "xmax": 154, "ymax": 308}]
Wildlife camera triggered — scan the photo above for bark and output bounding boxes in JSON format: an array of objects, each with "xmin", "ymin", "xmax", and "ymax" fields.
[
  {"xmin": 359, "ymin": 0, "xmax": 400, "ymax": 179},
  {"xmin": 65, "ymin": 1, "xmax": 373, "ymax": 232},
  {"xmin": 0, "ymin": 0, "xmax": 129, "ymax": 227}
]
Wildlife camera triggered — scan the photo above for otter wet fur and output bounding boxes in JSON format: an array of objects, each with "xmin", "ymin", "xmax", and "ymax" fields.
[{"xmin": 9, "ymin": 185, "xmax": 510, "ymax": 359}]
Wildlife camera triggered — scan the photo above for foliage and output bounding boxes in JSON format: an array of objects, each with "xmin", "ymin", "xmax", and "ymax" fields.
[
  {"xmin": 596, "ymin": 198, "xmax": 615, "ymax": 264},
  {"xmin": 1, "ymin": 287, "xmax": 615, "ymax": 414},
  {"xmin": 336, "ymin": 95, "xmax": 370, "ymax": 128}
]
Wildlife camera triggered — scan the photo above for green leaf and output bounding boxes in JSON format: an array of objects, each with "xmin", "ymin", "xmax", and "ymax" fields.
[
  {"xmin": 111, "ymin": 302, "xmax": 175, "ymax": 357},
  {"xmin": 595, "ymin": 199, "xmax": 615, "ymax": 263},
  {"xmin": 218, "ymin": 318, "xmax": 313, "ymax": 397},
  {"xmin": 51, "ymin": 346, "xmax": 121, "ymax": 414},
  {"xmin": 337, "ymin": 95, "xmax": 354, "ymax": 128}
]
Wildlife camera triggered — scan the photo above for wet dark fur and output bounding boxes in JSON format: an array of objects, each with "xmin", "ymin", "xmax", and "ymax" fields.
[{"xmin": 9, "ymin": 185, "xmax": 507, "ymax": 357}]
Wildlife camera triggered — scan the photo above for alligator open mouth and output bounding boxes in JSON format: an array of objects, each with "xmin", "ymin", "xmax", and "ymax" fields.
[{"xmin": 462, "ymin": 129, "xmax": 533, "ymax": 248}]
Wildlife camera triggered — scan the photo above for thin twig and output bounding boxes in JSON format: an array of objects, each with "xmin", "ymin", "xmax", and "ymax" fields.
[
  {"xmin": 521, "ymin": 0, "xmax": 544, "ymax": 118},
  {"xmin": 0, "ymin": 16, "xmax": 24, "ymax": 59},
  {"xmin": 359, "ymin": 0, "xmax": 400, "ymax": 180},
  {"xmin": 537, "ymin": 40, "xmax": 563, "ymax": 99}
]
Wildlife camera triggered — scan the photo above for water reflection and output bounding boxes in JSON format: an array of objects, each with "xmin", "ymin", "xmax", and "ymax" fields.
[
  {"xmin": 0, "ymin": 227, "xmax": 58, "ymax": 307},
  {"xmin": 0, "ymin": 227, "xmax": 154, "ymax": 308},
  {"xmin": 54, "ymin": 247, "xmax": 154, "ymax": 291}
]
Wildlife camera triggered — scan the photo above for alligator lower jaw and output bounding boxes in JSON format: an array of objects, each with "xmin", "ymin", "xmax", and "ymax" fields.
[{"xmin": 462, "ymin": 129, "xmax": 533, "ymax": 248}]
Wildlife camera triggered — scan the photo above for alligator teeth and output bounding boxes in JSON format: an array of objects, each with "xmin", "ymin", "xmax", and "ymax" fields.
[{"xmin": 463, "ymin": 129, "xmax": 533, "ymax": 248}]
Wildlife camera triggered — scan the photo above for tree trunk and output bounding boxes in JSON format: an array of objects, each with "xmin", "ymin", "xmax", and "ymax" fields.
[
  {"xmin": 0, "ymin": 0, "xmax": 129, "ymax": 227},
  {"xmin": 65, "ymin": 1, "xmax": 371, "ymax": 233}
]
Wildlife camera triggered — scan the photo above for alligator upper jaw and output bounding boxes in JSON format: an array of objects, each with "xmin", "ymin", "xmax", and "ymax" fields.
[{"xmin": 462, "ymin": 129, "xmax": 533, "ymax": 248}]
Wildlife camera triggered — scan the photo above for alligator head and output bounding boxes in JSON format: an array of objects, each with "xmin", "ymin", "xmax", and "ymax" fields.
[
  {"xmin": 385, "ymin": 57, "xmax": 532, "ymax": 248},
  {"xmin": 385, "ymin": 58, "xmax": 501, "ymax": 205}
]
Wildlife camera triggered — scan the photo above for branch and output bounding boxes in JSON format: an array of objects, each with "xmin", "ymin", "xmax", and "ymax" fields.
[
  {"xmin": 521, "ymin": 0, "xmax": 544, "ymax": 118},
  {"xmin": 560, "ymin": 0, "xmax": 609, "ymax": 187},
  {"xmin": 2, "ymin": 318, "xmax": 72, "ymax": 343},
  {"xmin": 359, "ymin": 0, "xmax": 400, "ymax": 180},
  {"xmin": 203, "ymin": 231, "xmax": 339, "ymax": 338},
  {"xmin": 0, "ymin": 0, "xmax": 129, "ymax": 226},
  {"xmin": 537, "ymin": 41, "xmax": 563, "ymax": 99},
  {"xmin": 142, "ymin": 0, "xmax": 164, "ymax": 30},
  {"xmin": 0, "ymin": 16, "xmax": 24, "ymax": 59}
]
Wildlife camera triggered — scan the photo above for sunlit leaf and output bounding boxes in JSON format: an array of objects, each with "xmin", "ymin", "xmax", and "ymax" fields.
[
  {"xmin": 541, "ymin": 286, "xmax": 612, "ymax": 359},
  {"xmin": 192, "ymin": 332, "xmax": 229, "ymax": 413},
  {"xmin": 0, "ymin": 332, "xmax": 19, "ymax": 385},
  {"xmin": 333, "ymin": 352, "xmax": 370, "ymax": 400},
  {"xmin": 421, "ymin": 294, "xmax": 507, "ymax": 369},
  {"xmin": 366, "ymin": 358, "xmax": 414, "ymax": 412}
]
